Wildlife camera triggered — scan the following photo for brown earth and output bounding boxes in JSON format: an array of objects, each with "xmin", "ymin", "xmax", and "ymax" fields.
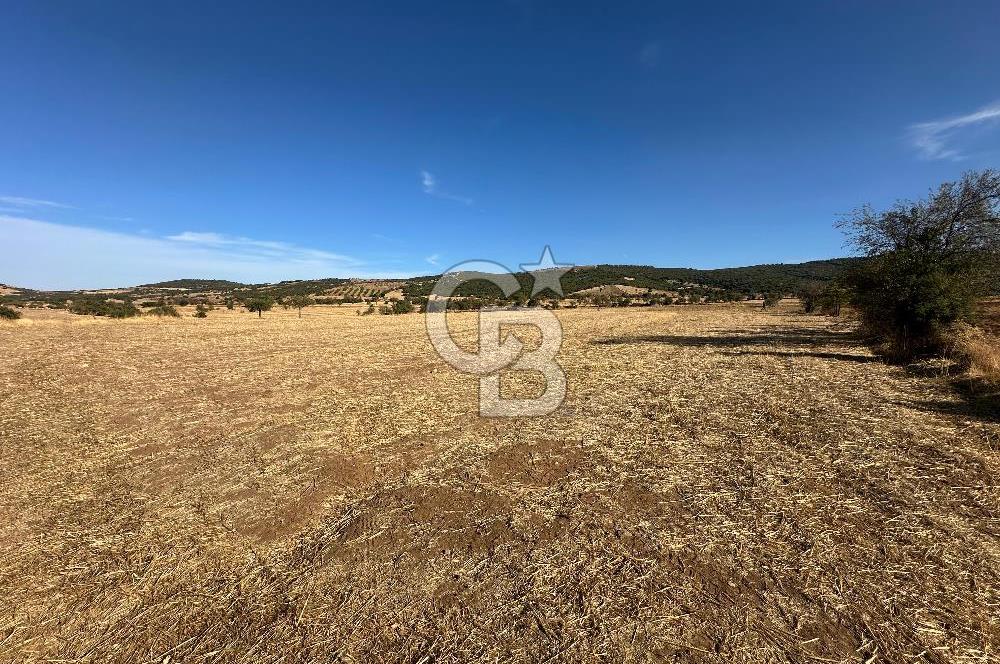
[{"xmin": 0, "ymin": 304, "xmax": 998, "ymax": 662}]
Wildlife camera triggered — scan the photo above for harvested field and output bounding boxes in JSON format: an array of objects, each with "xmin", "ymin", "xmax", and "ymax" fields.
[{"xmin": 1, "ymin": 304, "xmax": 998, "ymax": 663}]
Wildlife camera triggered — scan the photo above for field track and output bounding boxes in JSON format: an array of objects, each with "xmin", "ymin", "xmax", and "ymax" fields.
[{"xmin": 1, "ymin": 304, "xmax": 998, "ymax": 662}]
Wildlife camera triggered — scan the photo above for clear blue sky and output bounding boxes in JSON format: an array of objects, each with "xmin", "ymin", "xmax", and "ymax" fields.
[{"xmin": 3, "ymin": 1, "xmax": 1000, "ymax": 288}]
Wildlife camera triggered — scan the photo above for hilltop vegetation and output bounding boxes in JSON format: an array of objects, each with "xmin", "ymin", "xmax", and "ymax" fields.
[{"xmin": 0, "ymin": 258, "xmax": 862, "ymax": 310}]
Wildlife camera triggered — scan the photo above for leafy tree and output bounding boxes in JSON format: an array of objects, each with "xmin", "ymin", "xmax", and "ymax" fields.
[
  {"xmin": 225, "ymin": 297, "xmax": 235, "ymax": 310},
  {"xmin": 284, "ymin": 294, "xmax": 312, "ymax": 317},
  {"xmin": 245, "ymin": 297, "xmax": 275, "ymax": 318},
  {"xmin": 0, "ymin": 304, "xmax": 21, "ymax": 320},
  {"xmin": 194, "ymin": 303, "xmax": 209, "ymax": 318},
  {"xmin": 839, "ymin": 169, "xmax": 1000, "ymax": 360},
  {"xmin": 590, "ymin": 292, "xmax": 611, "ymax": 308},
  {"xmin": 797, "ymin": 282, "xmax": 823, "ymax": 313},
  {"xmin": 817, "ymin": 283, "xmax": 851, "ymax": 317}
]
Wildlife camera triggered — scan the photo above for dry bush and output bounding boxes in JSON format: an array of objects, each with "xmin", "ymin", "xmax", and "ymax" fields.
[{"xmin": 948, "ymin": 322, "xmax": 1000, "ymax": 383}]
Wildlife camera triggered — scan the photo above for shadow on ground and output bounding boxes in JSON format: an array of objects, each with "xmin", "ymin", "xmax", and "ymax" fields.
[
  {"xmin": 593, "ymin": 327, "xmax": 858, "ymax": 349},
  {"xmin": 720, "ymin": 350, "xmax": 878, "ymax": 363},
  {"xmin": 902, "ymin": 379, "xmax": 1000, "ymax": 425}
]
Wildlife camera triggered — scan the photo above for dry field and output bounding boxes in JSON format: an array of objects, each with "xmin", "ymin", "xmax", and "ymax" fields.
[{"xmin": 1, "ymin": 304, "xmax": 998, "ymax": 663}]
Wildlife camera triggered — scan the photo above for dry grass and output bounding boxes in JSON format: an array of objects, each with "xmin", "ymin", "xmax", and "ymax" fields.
[
  {"xmin": 950, "ymin": 324, "xmax": 1000, "ymax": 385},
  {"xmin": 1, "ymin": 303, "xmax": 998, "ymax": 663}
]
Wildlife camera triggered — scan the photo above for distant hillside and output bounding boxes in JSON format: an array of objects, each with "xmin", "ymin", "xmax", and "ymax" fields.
[
  {"xmin": 402, "ymin": 258, "xmax": 861, "ymax": 299},
  {"xmin": 560, "ymin": 259, "xmax": 860, "ymax": 295},
  {"xmin": 1, "ymin": 258, "xmax": 865, "ymax": 306}
]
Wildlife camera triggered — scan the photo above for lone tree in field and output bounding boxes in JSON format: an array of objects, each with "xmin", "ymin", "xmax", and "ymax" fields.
[
  {"xmin": 762, "ymin": 293, "xmax": 781, "ymax": 309},
  {"xmin": 244, "ymin": 296, "xmax": 275, "ymax": 318},
  {"xmin": 0, "ymin": 304, "xmax": 21, "ymax": 320},
  {"xmin": 285, "ymin": 294, "xmax": 312, "ymax": 318},
  {"xmin": 839, "ymin": 169, "xmax": 1000, "ymax": 360}
]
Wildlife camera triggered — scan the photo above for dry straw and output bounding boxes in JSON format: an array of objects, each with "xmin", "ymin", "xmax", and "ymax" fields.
[{"xmin": 0, "ymin": 303, "xmax": 997, "ymax": 662}]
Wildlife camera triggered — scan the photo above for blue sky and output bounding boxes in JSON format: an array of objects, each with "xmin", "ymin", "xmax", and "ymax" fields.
[{"xmin": 3, "ymin": 1, "xmax": 1000, "ymax": 289}]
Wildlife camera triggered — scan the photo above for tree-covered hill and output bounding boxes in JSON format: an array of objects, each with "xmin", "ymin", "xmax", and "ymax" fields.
[{"xmin": 1, "ymin": 258, "xmax": 865, "ymax": 307}]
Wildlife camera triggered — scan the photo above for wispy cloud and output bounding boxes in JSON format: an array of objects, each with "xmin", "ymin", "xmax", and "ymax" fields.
[
  {"xmin": 425, "ymin": 253, "xmax": 440, "ymax": 266},
  {"xmin": 166, "ymin": 230, "xmax": 361, "ymax": 264},
  {"xmin": 0, "ymin": 195, "xmax": 75, "ymax": 209},
  {"xmin": 0, "ymin": 216, "xmax": 410, "ymax": 290},
  {"xmin": 907, "ymin": 101, "xmax": 1000, "ymax": 161},
  {"xmin": 420, "ymin": 170, "xmax": 473, "ymax": 205},
  {"xmin": 638, "ymin": 41, "xmax": 661, "ymax": 68}
]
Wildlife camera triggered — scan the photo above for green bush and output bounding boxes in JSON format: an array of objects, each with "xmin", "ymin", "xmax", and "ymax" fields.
[
  {"xmin": 380, "ymin": 299, "xmax": 416, "ymax": 315},
  {"xmin": 146, "ymin": 304, "xmax": 181, "ymax": 317},
  {"xmin": 68, "ymin": 300, "xmax": 139, "ymax": 318}
]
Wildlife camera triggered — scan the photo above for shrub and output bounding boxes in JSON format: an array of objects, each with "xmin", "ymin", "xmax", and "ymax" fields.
[
  {"xmin": 147, "ymin": 304, "xmax": 181, "ymax": 318},
  {"xmin": 762, "ymin": 293, "xmax": 782, "ymax": 309},
  {"xmin": 380, "ymin": 299, "xmax": 415, "ymax": 315},
  {"xmin": 194, "ymin": 304, "xmax": 208, "ymax": 318},
  {"xmin": 0, "ymin": 304, "xmax": 21, "ymax": 320},
  {"xmin": 68, "ymin": 300, "xmax": 139, "ymax": 318}
]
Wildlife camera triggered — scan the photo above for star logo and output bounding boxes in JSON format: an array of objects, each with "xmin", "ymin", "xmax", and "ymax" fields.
[{"xmin": 520, "ymin": 246, "xmax": 573, "ymax": 297}]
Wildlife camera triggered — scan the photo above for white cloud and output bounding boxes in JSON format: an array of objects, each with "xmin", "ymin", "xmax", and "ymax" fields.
[
  {"xmin": 638, "ymin": 42, "xmax": 661, "ymax": 68},
  {"xmin": 425, "ymin": 253, "xmax": 440, "ymax": 266},
  {"xmin": 0, "ymin": 216, "xmax": 409, "ymax": 290},
  {"xmin": 421, "ymin": 170, "xmax": 437, "ymax": 195},
  {"xmin": 420, "ymin": 170, "xmax": 473, "ymax": 205},
  {"xmin": 907, "ymin": 101, "xmax": 1000, "ymax": 161},
  {"xmin": 0, "ymin": 195, "xmax": 75, "ymax": 209}
]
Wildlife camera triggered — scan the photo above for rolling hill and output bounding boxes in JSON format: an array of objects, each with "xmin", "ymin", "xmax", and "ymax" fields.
[{"xmin": 1, "ymin": 258, "xmax": 862, "ymax": 306}]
